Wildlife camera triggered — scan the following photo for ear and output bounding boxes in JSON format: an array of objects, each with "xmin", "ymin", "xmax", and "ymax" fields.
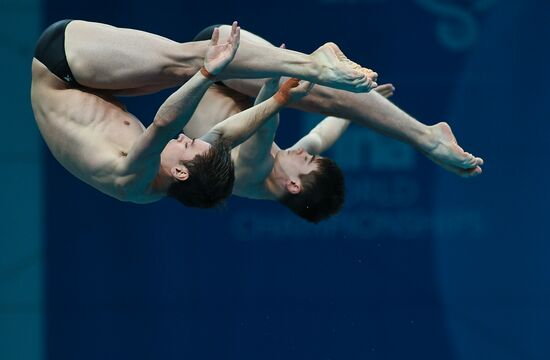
[
  {"xmin": 170, "ymin": 165, "xmax": 189, "ymax": 181},
  {"xmin": 286, "ymin": 179, "xmax": 302, "ymax": 195}
]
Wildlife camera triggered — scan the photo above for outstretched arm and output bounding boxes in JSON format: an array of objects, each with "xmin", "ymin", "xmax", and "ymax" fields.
[
  {"xmin": 202, "ymin": 78, "xmax": 314, "ymax": 148},
  {"xmin": 233, "ymin": 45, "xmax": 291, "ymax": 166},
  {"xmin": 291, "ymin": 116, "xmax": 351, "ymax": 155},
  {"xmin": 233, "ymin": 76, "xmax": 283, "ymax": 171},
  {"xmin": 123, "ymin": 27, "xmax": 239, "ymax": 170}
]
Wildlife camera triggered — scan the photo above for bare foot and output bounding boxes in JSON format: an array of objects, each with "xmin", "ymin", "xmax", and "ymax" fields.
[
  {"xmin": 421, "ymin": 122, "xmax": 484, "ymax": 177},
  {"xmin": 310, "ymin": 42, "xmax": 377, "ymax": 93},
  {"xmin": 326, "ymin": 42, "xmax": 378, "ymax": 83}
]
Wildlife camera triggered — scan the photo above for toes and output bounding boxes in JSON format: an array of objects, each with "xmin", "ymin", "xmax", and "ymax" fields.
[
  {"xmin": 369, "ymin": 71, "xmax": 378, "ymax": 82},
  {"xmin": 467, "ymin": 166, "xmax": 483, "ymax": 177},
  {"xmin": 455, "ymin": 165, "xmax": 482, "ymax": 178},
  {"xmin": 476, "ymin": 157, "xmax": 484, "ymax": 166}
]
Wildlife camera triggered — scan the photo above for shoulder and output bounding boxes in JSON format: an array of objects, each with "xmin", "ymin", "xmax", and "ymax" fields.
[
  {"xmin": 234, "ymin": 149, "xmax": 274, "ymax": 187},
  {"xmin": 110, "ymin": 155, "xmax": 160, "ymax": 195}
]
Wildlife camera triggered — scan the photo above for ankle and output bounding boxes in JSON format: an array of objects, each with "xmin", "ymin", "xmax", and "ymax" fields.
[
  {"xmin": 304, "ymin": 53, "xmax": 322, "ymax": 80},
  {"xmin": 414, "ymin": 125, "xmax": 439, "ymax": 153}
]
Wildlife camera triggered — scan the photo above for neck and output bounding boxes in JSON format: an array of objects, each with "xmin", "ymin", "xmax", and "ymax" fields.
[
  {"xmin": 262, "ymin": 152, "xmax": 288, "ymax": 200},
  {"xmin": 150, "ymin": 169, "xmax": 173, "ymax": 196},
  {"xmin": 262, "ymin": 176, "xmax": 284, "ymax": 200}
]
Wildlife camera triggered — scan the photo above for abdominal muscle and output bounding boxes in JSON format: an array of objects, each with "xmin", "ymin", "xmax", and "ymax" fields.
[{"xmin": 32, "ymin": 64, "xmax": 148, "ymax": 200}]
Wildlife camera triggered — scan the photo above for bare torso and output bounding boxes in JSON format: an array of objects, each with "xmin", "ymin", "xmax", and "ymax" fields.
[{"xmin": 31, "ymin": 59, "xmax": 161, "ymax": 203}]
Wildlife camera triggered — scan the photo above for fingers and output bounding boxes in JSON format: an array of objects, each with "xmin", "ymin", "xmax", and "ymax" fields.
[
  {"xmin": 282, "ymin": 77, "xmax": 301, "ymax": 89},
  {"xmin": 229, "ymin": 21, "xmax": 240, "ymax": 48},
  {"xmin": 210, "ymin": 27, "xmax": 220, "ymax": 46},
  {"xmin": 231, "ymin": 21, "xmax": 240, "ymax": 38},
  {"xmin": 296, "ymin": 80, "xmax": 315, "ymax": 93},
  {"xmin": 233, "ymin": 26, "xmax": 240, "ymax": 47}
]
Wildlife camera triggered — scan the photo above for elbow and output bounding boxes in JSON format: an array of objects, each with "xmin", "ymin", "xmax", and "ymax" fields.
[
  {"xmin": 153, "ymin": 116, "xmax": 166, "ymax": 128},
  {"xmin": 153, "ymin": 115, "xmax": 172, "ymax": 129}
]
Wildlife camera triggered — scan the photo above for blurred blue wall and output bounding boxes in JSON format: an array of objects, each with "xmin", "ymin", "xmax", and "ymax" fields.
[
  {"xmin": 0, "ymin": 1, "xmax": 43, "ymax": 360},
  {"xmin": 10, "ymin": 0, "xmax": 545, "ymax": 359}
]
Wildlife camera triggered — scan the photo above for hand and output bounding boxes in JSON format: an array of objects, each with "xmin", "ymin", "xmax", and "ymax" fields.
[
  {"xmin": 274, "ymin": 78, "xmax": 315, "ymax": 104},
  {"xmin": 204, "ymin": 21, "xmax": 241, "ymax": 75}
]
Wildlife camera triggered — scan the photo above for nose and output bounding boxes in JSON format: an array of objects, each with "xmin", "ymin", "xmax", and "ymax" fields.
[
  {"xmin": 295, "ymin": 147, "xmax": 304, "ymax": 154},
  {"xmin": 176, "ymin": 133, "xmax": 185, "ymax": 142}
]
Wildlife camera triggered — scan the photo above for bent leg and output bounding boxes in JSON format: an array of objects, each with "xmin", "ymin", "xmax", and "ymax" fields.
[{"xmin": 64, "ymin": 20, "xmax": 199, "ymax": 90}]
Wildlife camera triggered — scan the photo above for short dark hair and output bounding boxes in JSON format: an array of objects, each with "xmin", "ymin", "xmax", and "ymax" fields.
[
  {"xmin": 167, "ymin": 140, "xmax": 235, "ymax": 208},
  {"xmin": 279, "ymin": 157, "xmax": 345, "ymax": 223}
]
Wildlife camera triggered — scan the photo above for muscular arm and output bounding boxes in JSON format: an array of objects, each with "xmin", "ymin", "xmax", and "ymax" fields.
[
  {"xmin": 123, "ymin": 71, "xmax": 214, "ymax": 169},
  {"xmin": 124, "ymin": 26, "xmax": 240, "ymax": 172},
  {"xmin": 202, "ymin": 78, "xmax": 312, "ymax": 148},
  {"xmin": 202, "ymin": 96, "xmax": 283, "ymax": 148},
  {"xmin": 234, "ymin": 78, "xmax": 281, "ymax": 168},
  {"xmin": 291, "ymin": 116, "xmax": 351, "ymax": 155}
]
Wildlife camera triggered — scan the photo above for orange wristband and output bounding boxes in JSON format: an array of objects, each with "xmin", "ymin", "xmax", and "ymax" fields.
[
  {"xmin": 273, "ymin": 78, "xmax": 300, "ymax": 104},
  {"xmin": 273, "ymin": 92, "xmax": 290, "ymax": 104},
  {"xmin": 200, "ymin": 66, "xmax": 217, "ymax": 81}
]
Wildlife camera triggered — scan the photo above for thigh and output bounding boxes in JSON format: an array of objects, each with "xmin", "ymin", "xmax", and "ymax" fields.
[
  {"xmin": 215, "ymin": 25, "xmax": 277, "ymax": 96},
  {"xmin": 218, "ymin": 25, "xmax": 275, "ymax": 47},
  {"xmin": 64, "ymin": 20, "xmax": 191, "ymax": 90}
]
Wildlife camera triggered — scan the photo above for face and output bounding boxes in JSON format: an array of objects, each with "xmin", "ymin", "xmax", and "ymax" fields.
[
  {"xmin": 160, "ymin": 133, "xmax": 211, "ymax": 178},
  {"xmin": 276, "ymin": 147, "xmax": 320, "ymax": 180}
]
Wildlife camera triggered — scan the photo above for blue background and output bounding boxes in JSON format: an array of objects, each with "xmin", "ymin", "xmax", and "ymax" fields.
[{"xmin": 2, "ymin": 0, "xmax": 549, "ymax": 359}]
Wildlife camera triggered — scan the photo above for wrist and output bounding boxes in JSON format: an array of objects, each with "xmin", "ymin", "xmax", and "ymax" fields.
[
  {"xmin": 200, "ymin": 66, "xmax": 217, "ymax": 82},
  {"xmin": 273, "ymin": 91, "xmax": 290, "ymax": 105}
]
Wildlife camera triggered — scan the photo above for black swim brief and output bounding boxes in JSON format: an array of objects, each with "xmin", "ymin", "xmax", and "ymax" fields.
[{"xmin": 34, "ymin": 19, "xmax": 79, "ymax": 87}]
